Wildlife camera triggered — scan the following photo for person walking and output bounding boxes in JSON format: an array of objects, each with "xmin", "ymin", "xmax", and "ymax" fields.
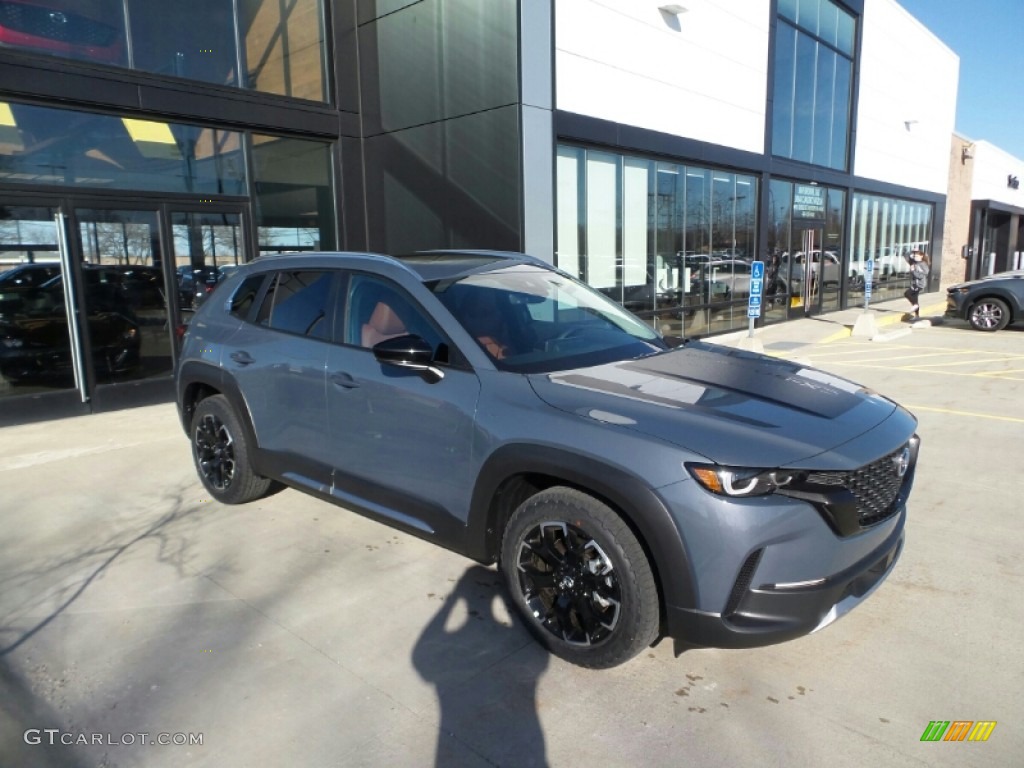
[{"xmin": 903, "ymin": 249, "xmax": 930, "ymax": 320}]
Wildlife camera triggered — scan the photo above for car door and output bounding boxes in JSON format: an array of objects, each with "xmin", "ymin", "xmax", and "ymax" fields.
[
  {"xmin": 324, "ymin": 273, "xmax": 482, "ymax": 542},
  {"xmin": 222, "ymin": 269, "xmax": 336, "ymax": 485}
]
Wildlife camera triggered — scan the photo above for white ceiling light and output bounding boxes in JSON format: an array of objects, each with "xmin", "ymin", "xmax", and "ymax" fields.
[{"xmin": 659, "ymin": 4, "xmax": 688, "ymax": 15}]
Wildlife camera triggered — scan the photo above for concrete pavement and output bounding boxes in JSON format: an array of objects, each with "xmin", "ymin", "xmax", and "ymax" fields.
[{"xmin": 1, "ymin": 293, "xmax": 1021, "ymax": 767}]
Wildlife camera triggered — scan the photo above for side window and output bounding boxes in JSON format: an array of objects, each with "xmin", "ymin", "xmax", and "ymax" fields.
[
  {"xmin": 229, "ymin": 274, "xmax": 265, "ymax": 320},
  {"xmin": 346, "ymin": 274, "xmax": 448, "ymax": 361},
  {"xmin": 255, "ymin": 271, "xmax": 334, "ymax": 339}
]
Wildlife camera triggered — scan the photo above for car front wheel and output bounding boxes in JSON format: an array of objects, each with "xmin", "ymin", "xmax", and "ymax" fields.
[
  {"xmin": 190, "ymin": 395, "xmax": 271, "ymax": 504},
  {"xmin": 968, "ymin": 298, "xmax": 1010, "ymax": 332},
  {"xmin": 500, "ymin": 487, "xmax": 660, "ymax": 668}
]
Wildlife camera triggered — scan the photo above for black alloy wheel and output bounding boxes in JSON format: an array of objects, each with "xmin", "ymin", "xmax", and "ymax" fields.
[
  {"xmin": 501, "ymin": 487, "xmax": 660, "ymax": 668},
  {"xmin": 194, "ymin": 411, "xmax": 236, "ymax": 492},
  {"xmin": 190, "ymin": 395, "xmax": 271, "ymax": 504},
  {"xmin": 516, "ymin": 520, "xmax": 622, "ymax": 646}
]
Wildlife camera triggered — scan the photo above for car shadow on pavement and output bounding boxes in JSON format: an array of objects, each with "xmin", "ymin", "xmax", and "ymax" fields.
[{"xmin": 412, "ymin": 565, "xmax": 550, "ymax": 768}]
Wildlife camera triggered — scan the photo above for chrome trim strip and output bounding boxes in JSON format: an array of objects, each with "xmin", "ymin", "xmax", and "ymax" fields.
[{"xmin": 762, "ymin": 578, "xmax": 828, "ymax": 591}]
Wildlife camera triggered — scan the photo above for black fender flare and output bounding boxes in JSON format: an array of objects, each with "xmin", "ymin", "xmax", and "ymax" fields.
[
  {"xmin": 177, "ymin": 361, "xmax": 267, "ymax": 475},
  {"xmin": 464, "ymin": 443, "xmax": 697, "ymax": 616}
]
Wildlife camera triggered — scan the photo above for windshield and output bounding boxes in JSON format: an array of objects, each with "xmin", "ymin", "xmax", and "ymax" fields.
[{"xmin": 430, "ymin": 264, "xmax": 667, "ymax": 373}]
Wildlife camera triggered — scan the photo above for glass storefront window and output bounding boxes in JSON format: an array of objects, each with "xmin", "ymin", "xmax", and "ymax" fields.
[
  {"xmin": 126, "ymin": 0, "xmax": 237, "ymax": 86},
  {"xmin": 555, "ymin": 144, "xmax": 759, "ymax": 339},
  {"xmin": 0, "ymin": 0, "xmax": 328, "ymax": 103},
  {"xmin": 849, "ymin": 193, "xmax": 933, "ymax": 303},
  {"xmin": 0, "ymin": 0, "xmax": 127, "ymax": 66},
  {"xmin": 773, "ymin": 1, "xmax": 855, "ymax": 171},
  {"xmin": 0, "ymin": 101, "xmax": 245, "ymax": 195},
  {"xmin": 252, "ymin": 135, "xmax": 336, "ymax": 253},
  {"xmin": 239, "ymin": 0, "xmax": 327, "ymax": 101}
]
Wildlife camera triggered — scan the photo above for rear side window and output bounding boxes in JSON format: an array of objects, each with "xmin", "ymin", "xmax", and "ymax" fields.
[
  {"xmin": 230, "ymin": 275, "xmax": 265, "ymax": 320},
  {"xmin": 256, "ymin": 271, "xmax": 334, "ymax": 339}
]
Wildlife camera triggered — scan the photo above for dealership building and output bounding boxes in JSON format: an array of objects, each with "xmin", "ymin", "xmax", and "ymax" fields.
[{"xmin": 0, "ymin": 0, "xmax": 1017, "ymax": 424}]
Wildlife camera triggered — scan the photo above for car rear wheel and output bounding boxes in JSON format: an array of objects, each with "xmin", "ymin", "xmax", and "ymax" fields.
[
  {"xmin": 500, "ymin": 487, "xmax": 660, "ymax": 669},
  {"xmin": 968, "ymin": 298, "xmax": 1010, "ymax": 332},
  {"xmin": 191, "ymin": 395, "xmax": 271, "ymax": 504}
]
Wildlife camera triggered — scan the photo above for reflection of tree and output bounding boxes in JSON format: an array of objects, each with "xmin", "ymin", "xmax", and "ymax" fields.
[
  {"xmin": 203, "ymin": 223, "xmax": 243, "ymax": 265},
  {"xmin": 80, "ymin": 221, "xmax": 152, "ymax": 265}
]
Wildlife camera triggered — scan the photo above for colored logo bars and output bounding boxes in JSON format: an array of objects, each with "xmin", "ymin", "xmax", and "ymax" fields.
[{"xmin": 920, "ymin": 721, "xmax": 997, "ymax": 742}]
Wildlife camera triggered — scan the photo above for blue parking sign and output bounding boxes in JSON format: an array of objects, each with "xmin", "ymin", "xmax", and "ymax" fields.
[{"xmin": 747, "ymin": 261, "xmax": 765, "ymax": 318}]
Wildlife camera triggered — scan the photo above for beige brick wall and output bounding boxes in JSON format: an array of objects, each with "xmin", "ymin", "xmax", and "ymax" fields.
[{"xmin": 943, "ymin": 134, "xmax": 974, "ymax": 288}]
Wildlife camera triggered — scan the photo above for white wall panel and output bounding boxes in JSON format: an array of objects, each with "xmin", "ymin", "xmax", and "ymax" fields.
[
  {"xmin": 970, "ymin": 141, "xmax": 1024, "ymax": 206},
  {"xmin": 623, "ymin": 158, "xmax": 649, "ymax": 285},
  {"xmin": 556, "ymin": 0, "xmax": 770, "ymax": 153},
  {"xmin": 586, "ymin": 153, "xmax": 618, "ymax": 288},
  {"xmin": 854, "ymin": 0, "xmax": 958, "ymax": 193}
]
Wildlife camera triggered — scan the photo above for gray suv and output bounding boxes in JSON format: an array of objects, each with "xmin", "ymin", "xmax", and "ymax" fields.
[{"xmin": 176, "ymin": 250, "xmax": 919, "ymax": 668}]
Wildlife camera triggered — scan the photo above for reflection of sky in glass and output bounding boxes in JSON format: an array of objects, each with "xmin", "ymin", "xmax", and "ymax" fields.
[
  {"xmin": 0, "ymin": 220, "xmax": 57, "ymax": 245},
  {"xmin": 258, "ymin": 227, "xmax": 320, "ymax": 248}
]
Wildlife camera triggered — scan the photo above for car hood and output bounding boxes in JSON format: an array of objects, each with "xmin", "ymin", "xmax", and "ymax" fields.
[
  {"xmin": 527, "ymin": 342, "xmax": 903, "ymax": 468},
  {"xmin": 952, "ymin": 270, "xmax": 1024, "ymax": 289}
]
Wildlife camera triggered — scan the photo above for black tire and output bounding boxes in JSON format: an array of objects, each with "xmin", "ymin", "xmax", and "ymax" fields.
[
  {"xmin": 500, "ymin": 487, "xmax": 660, "ymax": 669},
  {"xmin": 190, "ymin": 395, "xmax": 271, "ymax": 504},
  {"xmin": 968, "ymin": 298, "xmax": 1010, "ymax": 332}
]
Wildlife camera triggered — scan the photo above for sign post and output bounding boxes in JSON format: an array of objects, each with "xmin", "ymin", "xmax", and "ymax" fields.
[
  {"xmin": 863, "ymin": 258, "xmax": 874, "ymax": 309},
  {"xmin": 851, "ymin": 257, "xmax": 879, "ymax": 338}
]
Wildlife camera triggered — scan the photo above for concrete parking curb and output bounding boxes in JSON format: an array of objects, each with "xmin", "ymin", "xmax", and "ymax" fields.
[{"xmin": 816, "ymin": 301, "xmax": 947, "ymax": 344}]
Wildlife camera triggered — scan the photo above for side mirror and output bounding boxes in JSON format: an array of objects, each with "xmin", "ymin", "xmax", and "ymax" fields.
[{"xmin": 372, "ymin": 334, "xmax": 444, "ymax": 382}]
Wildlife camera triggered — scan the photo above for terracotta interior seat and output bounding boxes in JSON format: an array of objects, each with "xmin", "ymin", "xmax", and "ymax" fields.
[{"xmin": 361, "ymin": 301, "xmax": 407, "ymax": 347}]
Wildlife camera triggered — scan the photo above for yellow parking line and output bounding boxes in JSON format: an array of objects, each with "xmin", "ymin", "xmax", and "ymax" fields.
[
  {"xmin": 905, "ymin": 357, "xmax": 1020, "ymax": 369},
  {"xmin": 823, "ymin": 361, "xmax": 1024, "ymax": 381},
  {"xmin": 811, "ymin": 350, "xmax": 987, "ymax": 364},
  {"xmin": 818, "ymin": 327, "xmax": 852, "ymax": 344},
  {"xmin": 905, "ymin": 405, "xmax": 1024, "ymax": 424}
]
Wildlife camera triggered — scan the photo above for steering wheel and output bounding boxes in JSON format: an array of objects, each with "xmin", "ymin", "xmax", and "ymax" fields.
[{"xmin": 552, "ymin": 326, "xmax": 591, "ymax": 342}]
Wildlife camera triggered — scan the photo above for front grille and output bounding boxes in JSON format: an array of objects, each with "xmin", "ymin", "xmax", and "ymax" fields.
[
  {"xmin": 805, "ymin": 444, "xmax": 910, "ymax": 527},
  {"xmin": 0, "ymin": 2, "xmax": 119, "ymax": 47}
]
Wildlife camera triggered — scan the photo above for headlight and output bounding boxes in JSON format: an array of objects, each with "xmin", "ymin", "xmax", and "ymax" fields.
[
  {"xmin": 1, "ymin": 337, "xmax": 23, "ymax": 348},
  {"xmin": 686, "ymin": 464, "xmax": 804, "ymax": 497}
]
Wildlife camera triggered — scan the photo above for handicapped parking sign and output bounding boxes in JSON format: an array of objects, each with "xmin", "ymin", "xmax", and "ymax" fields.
[{"xmin": 747, "ymin": 261, "xmax": 765, "ymax": 318}]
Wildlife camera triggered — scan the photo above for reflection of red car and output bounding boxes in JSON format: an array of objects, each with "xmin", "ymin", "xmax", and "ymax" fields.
[{"xmin": 0, "ymin": 1, "xmax": 125, "ymax": 64}]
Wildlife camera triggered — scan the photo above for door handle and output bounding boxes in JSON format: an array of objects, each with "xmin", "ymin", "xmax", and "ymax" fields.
[
  {"xmin": 330, "ymin": 372, "xmax": 359, "ymax": 389},
  {"xmin": 230, "ymin": 350, "xmax": 255, "ymax": 366}
]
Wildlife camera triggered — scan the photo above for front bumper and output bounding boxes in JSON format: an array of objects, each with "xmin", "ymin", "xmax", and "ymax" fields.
[
  {"xmin": 945, "ymin": 292, "xmax": 967, "ymax": 318},
  {"xmin": 667, "ymin": 511, "xmax": 905, "ymax": 649}
]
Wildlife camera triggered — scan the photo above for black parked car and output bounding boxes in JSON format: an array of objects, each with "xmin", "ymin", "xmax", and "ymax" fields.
[
  {"xmin": 945, "ymin": 270, "xmax": 1024, "ymax": 332},
  {"xmin": 0, "ymin": 262, "xmax": 62, "ymax": 289},
  {"xmin": 0, "ymin": 266, "xmax": 145, "ymax": 383}
]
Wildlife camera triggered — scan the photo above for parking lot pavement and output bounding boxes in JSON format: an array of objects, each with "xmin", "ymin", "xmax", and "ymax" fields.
[{"xmin": 1, "ymin": 300, "xmax": 1022, "ymax": 767}]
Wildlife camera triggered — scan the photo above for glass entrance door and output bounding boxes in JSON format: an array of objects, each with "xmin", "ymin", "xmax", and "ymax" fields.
[
  {"xmin": 74, "ymin": 207, "xmax": 173, "ymax": 401},
  {"xmin": 170, "ymin": 209, "xmax": 246, "ymax": 320},
  {"xmin": 786, "ymin": 225, "xmax": 824, "ymax": 317},
  {"xmin": 0, "ymin": 197, "xmax": 249, "ymax": 423},
  {"xmin": 0, "ymin": 203, "xmax": 79, "ymax": 416}
]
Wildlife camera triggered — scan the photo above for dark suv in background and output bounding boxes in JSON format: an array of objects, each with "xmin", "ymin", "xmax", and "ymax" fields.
[{"xmin": 176, "ymin": 250, "xmax": 919, "ymax": 668}]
